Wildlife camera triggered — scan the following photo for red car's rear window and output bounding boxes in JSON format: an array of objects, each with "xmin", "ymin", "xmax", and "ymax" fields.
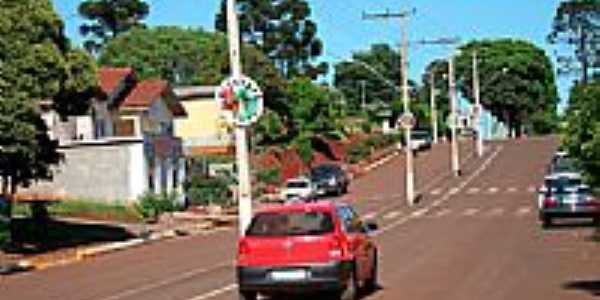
[{"xmin": 247, "ymin": 211, "xmax": 334, "ymax": 237}]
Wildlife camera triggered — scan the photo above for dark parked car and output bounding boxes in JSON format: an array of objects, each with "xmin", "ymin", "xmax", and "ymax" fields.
[
  {"xmin": 538, "ymin": 174, "xmax": 600, "ymax": 228},
  {"xmin": 310, "ymin": 164, "xmax": 350, "ymax": 196}
]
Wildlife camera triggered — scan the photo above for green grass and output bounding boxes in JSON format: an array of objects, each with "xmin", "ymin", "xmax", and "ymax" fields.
[{"xmin": 12, "ymin": 199, "xmax": 142, "ymax": 223}]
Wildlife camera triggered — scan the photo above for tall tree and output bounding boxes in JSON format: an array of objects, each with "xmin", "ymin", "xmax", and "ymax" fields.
[
  {"xmin": 563, "ymin": 82, "xmax": 600, "ymax": 185},
  {"xmin": 215, "ymin": 0, "xmax": 326, "ymax": 79},
  {"xmin": 78, "ymin": 0, "xmax": 149, "ymax": 53},
  {"xmin": 548, "ymin": 0, "xmax": 600, "ymax": 83},
  {"xmin": 334, "ymin": 44, "xmax": 417, "ymax": 118},
  {"xmin": 453, "ymin": 39, "xmax": 559, "ymax": 136},
  {"xmin": 420, "ymin": 59, "xmax": 450, "ymax": 133},
  {"xmin": 99, "ymin": 26, "xmax": 286, "ymax": 113},
  {"xmin": 0, "ymin": 0, "xmax": 96, "ymax": 233}
]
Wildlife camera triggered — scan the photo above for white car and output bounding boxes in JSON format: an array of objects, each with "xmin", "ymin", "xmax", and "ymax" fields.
[{"xmin": 280, "ymin": 177, "xmax": 316, "ymax": 201}]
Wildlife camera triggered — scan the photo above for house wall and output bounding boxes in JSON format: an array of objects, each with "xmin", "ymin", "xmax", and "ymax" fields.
[
  {"xmin": 21, "ymin": 140, "xmax": 143, "ymax": 203},
  {"xmin": 175, "ymin": 97, "xmax": 223, "ymax": 139}
]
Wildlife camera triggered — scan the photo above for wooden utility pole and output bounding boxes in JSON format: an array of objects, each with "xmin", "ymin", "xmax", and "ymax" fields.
[{"xmin": 364, "ymin": 8, "xmax": 416, "ymax": 206}]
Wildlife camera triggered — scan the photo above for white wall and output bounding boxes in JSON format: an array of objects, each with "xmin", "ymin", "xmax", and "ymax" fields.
[{"xmin": 128, "ymin": 142, "xmax": 147, "ymax": 202}]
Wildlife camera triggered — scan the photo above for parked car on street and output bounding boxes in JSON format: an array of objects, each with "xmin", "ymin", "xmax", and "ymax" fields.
[
  {"xmin": 280, "ymin": 177, "xmax": 317, "ymax": 201},
  {"xmin": 538, "ymin": 174, "xmax": 600, "ymax": 228},
  {"xmin": 410, "ymin": 130, "xmax": 433, "ymax": 151},
  {"xmin": 310, "ymin": 164, "xmax": 350, "ymax": 196},
  {"xmin": 237, "ymin": 200, "xmax": 379, "ymax": 300}
]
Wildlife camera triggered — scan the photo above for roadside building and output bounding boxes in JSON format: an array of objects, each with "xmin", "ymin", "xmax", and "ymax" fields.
[
  {"xmin": 19, "ymin": 68, "xmax": 187, "ymax": 204},
  {"xmin": 173, "ymin": 86, "xmax": 234, "ymax": 156}
]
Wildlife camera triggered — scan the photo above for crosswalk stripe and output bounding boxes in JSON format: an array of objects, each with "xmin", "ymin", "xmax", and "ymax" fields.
[
  {"xmin": 527, "ymin": 186, "xmax": 536, "ymax": 193},
  {"xmin": 463, "ymin": 208, "xmax": 480, "ymax": 216},
  {"xmin": 516, "ymin": 207, "xmax": 533, "ymax": 217},
  {"xmin": 486, "ymin": 208, "xmax": 504, "ymax": 217},
  {"xmin": 507, "ymin": 187, "xmax": 518, "ymax": 193},
  {"xmin": 383, "ymin": 210, "xmax": 402, "ymax": 220},
  {"xmin": 487, "ymin": 187, "xmax": 499, "ymax": 194},
  {"xmin": 467, "ymin": 187, "xmax": 480, "ymax": 195},
  {"xmin": 430, "ymin": 189, "xmax": 442, "ymax": 196},
  {"xmin": 449, "ymin": 187, "xmax": 460, "ymax": 195}
]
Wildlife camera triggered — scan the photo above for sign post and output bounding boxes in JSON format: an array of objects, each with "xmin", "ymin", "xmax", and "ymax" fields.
[{"xmin": 221, "ymin": 0, "xmax": 264, "ymax": 236}]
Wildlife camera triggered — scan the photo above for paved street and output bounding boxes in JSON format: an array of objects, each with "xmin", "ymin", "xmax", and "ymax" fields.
[{"xmin": 2, "ymin": 137, "xmax": 599, "ymax": 300}]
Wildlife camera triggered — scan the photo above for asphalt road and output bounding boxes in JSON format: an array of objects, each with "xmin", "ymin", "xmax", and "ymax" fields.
[{"xmin": 3, "ymin": 137, "xmax": 599, "ymax": 300}]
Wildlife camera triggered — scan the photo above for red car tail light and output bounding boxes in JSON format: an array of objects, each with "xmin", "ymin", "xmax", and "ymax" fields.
[
  {"xmin": 328, "ymin": 236, "xmax": 344, "ymax": 259},
  {"xmin": 543, "ymin": 197, "xmax": 558, "ymax": 208},
  {"xmin": 238, "ymin": 239, "xmax": 251, "ymax": 257}
]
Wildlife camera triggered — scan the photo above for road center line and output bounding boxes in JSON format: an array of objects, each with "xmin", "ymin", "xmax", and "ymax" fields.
[
  {"xmin": 376, "ymin": 146, "xmax": 503, "ymax": 236},
  {"xmin": 96, "ymin": 261, "xmax": 233, "ymax": 300}
]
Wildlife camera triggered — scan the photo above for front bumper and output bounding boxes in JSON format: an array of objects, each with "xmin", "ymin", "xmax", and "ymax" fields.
[{"xmin": 238, "ymin": 261, "xmax": 352, "ymax": 294}]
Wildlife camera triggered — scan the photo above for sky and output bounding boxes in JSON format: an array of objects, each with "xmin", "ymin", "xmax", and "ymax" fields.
[{"xmin": 52, "ymin": 0, "xmax": 571, "ymax": 111}]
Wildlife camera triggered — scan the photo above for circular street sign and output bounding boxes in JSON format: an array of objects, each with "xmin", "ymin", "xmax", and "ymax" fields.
[
  {"xmin": 215, "ymin": 76, "xmax": 264, "ymax": 127},
  {"xmin": 398, "ymin": 113, "xmax": 416, "ymax": 129}
]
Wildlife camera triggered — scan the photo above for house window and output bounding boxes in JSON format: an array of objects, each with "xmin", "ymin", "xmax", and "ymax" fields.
[{"xmin": 115, "ymin": 119, "xmax": 135, "ymax": 137}]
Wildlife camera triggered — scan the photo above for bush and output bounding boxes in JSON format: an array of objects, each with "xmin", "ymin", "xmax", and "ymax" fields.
[
  {"xmin": 134, "ymin": 192, "xmax": 180, "ymax": 221},
  {"xmin": 256, "ymin": 167, "xmax": 281, "ymax": 186},
  {"xmin": 347, "ymin": 143, "xmax": 370, "ymax": 164},
  {"xmin": 186, "ymin": 175, "xmax": 232, "ymax": 207}
]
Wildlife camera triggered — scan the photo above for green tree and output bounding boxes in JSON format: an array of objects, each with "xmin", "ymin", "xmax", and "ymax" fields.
[
  {"xmin": 78, "ymin": 0, "xmax": 150, "ymax": 53},
  {"xmin": 285, "ymin": 78, "xmax": 346, "ymax": 163},
  {"xmin": 548, "ymin": 0, "xmax": 600, "ymax": 83},
  {"xmin": 334, "ymin": 44, "xmax": 418, "ymax": 117},
  {"xmin": 99, "ymin": 26, "xmax": 286, "ymax": 112},
  {"xmin": 453, "ymin": 39, "xmax": 559, "ymax": 136},
  {"xmin": 563, "ymin": 82, "xmax": 600, "ymax": 185},
  {"xmin": 215, "ymin": 0, "xmax": 327, "ymax": 79},
  {"xmin": 0, "ymin": 0, "xmax": 96, "ymax": 238}
]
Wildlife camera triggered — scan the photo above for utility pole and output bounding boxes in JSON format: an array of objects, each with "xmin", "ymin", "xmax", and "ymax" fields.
[
  {"xmin": 429, "ymin": 71, "xmax": 438, "ymax": 144},
  {"xmin": 364, "ymin": 8, "xmax": 416, "ymax": 206},
  {"xmin": 472, "ymin": 51, "xmax": 484, "ymax": 157},
  {"xmin": 448, "ymin": 54, "xmax": 460, "ymax": 177},
  {"xmin": 227, "ymin": 0, "xmax": 252, "ymax": 235}
]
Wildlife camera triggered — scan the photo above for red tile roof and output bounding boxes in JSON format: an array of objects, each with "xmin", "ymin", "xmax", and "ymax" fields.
[
  {"xmin": 122, "ymin": 79, "xmax": 187, "ymax": 117},
  {"xmin": 98, "ymin": 67, "xmax": 133, "ymax": 95},
  {"xmin": 122, "ymin": 79, "xmax": 167, "ymax": 108}
]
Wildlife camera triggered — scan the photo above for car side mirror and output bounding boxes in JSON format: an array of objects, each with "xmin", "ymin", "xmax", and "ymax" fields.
[{"xmin": 365, "ymin": 221, "xmax": 379, "ymax": 232}]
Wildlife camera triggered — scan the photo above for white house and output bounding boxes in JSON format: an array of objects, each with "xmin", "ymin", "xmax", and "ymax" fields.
[{"xmin": 21, "ymin": 68, "xmax": 187, "ymax": 204}]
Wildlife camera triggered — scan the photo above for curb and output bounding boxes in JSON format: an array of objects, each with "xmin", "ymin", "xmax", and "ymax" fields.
[{"xmin": 4, "ymin": 223, "xmax": 222, "ymax": 275}]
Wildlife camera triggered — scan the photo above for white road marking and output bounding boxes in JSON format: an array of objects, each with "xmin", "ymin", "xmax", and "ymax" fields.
[
  {"xmin": 516, "ymin": 206, "xmax": 533, "ymax": 217},
  {"xmin": 431, "ymin": 200, "xmax": 443, "ymax": 207},
  {"xmin": 487, "ymin": 187, "xmax": 499, "ymax": 194},
  {"xmin": 97, "ymin": 262, "xmax": 233, "ymax": 300},
  {"xmin": 486, "ymin": 208, "xmax": 505, "ymax": 217},
  {"xmin": 363, "ymin": 212, "xmax": 376, "ymax": 220},
  {"xmin": 430, "ymin": 189, "xmax": 442, "ymax": 196},
  {"xmin": 527, "ymin": 186, "xmax": 537, "ymax": 193},
  {"xmin": 187, "ymin": 284, "xmax": 238, "ymax": 300},
  {"xmin": 411, "ymin": 208, "xmax": 429, "ymax": 218},
  {"xmin": 383, "ymin": 210, "xmax": 403, "ymax": 220},
  {"xmin": 507, "ymin": 187, "xmax": 518, "ymax": 193},
  {"xmin": 449, "ymin": 187, "xmax": 460, "ymax": 195},
  {"xmin": 463, "ymin": 208, "xmax": 480, "ymax": 216},
  {"xmin": 376, "ymin": 146, "xmax": 503, "ymax": 236},
  {"xmin": 467, "ymin": 187, "xmax": 480, "ymax": 195}
]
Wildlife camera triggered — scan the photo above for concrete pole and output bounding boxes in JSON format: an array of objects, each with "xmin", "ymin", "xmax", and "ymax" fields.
[
  {"xmin": 448, "ymin": 55, "xmax": 460, "ymax": 177},
  {"xmin": 473, "ymin": 51, "xmax": 483, "ymax": 157},
  {"xmin": 360, "ymin": 80, "xmax": 367, "ymax": 108},
  {"xmin": 430, "ymin": 71, "xmax": 438, "ymax": 144},
  {"xmin": 227, "ymin": 0, "xmax": 252, "ymax": 236},
  {"xmin": 400, "ymin": 16, "xmax": 415, "ymax": 206}
]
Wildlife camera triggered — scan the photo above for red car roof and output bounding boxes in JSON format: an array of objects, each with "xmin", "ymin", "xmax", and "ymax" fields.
[{"xmin": 257, "ymin": 200, "xmax": 343, "ymax": 214}]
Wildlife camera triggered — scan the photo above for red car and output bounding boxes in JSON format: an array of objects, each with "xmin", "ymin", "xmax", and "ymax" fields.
[{"xmin": 237, "ymin": 201, "xmax": 379, "ymax": 300}]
